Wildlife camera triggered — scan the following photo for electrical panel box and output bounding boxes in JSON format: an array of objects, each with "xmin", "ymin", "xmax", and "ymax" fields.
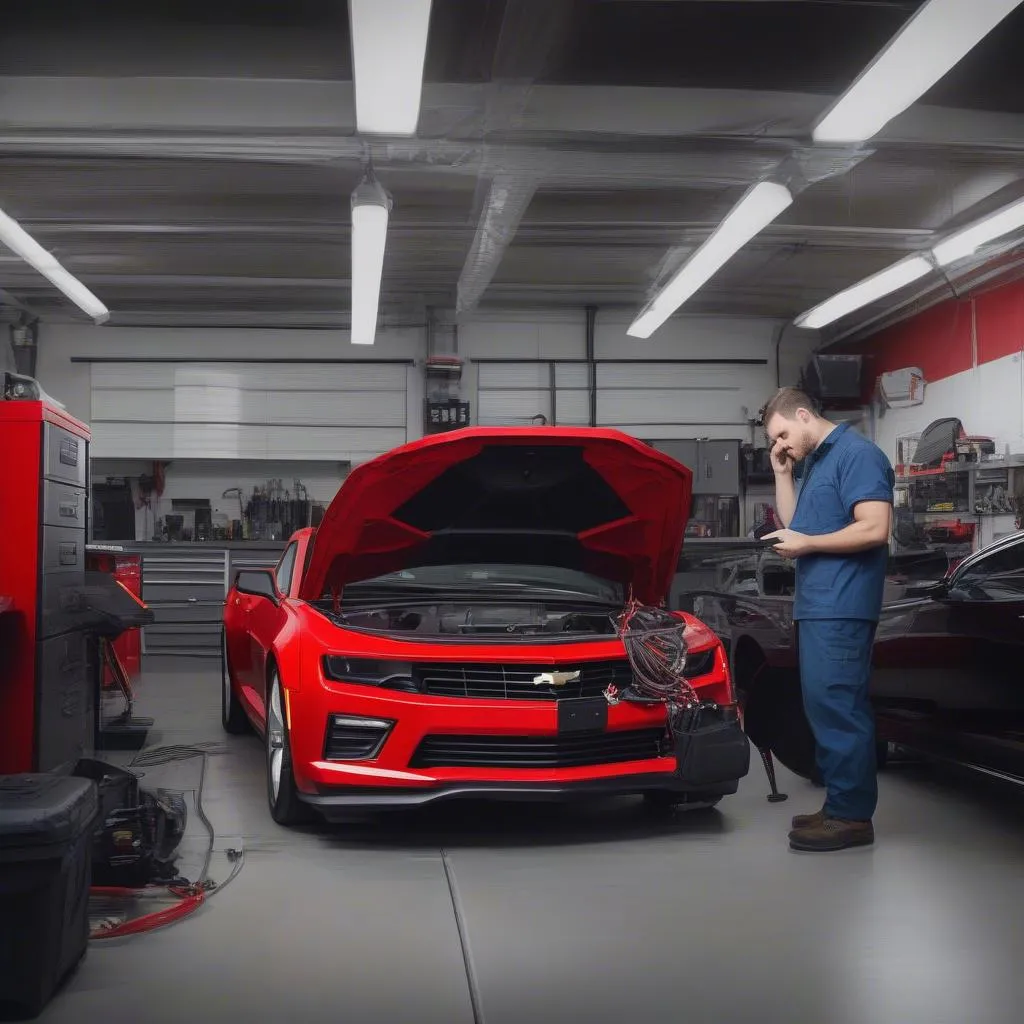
[{"xmin": 651, "ymin": 439, "xmax": 740, "ymax": 495}]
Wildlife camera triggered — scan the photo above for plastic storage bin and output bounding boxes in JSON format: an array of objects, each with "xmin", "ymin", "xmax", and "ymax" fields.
[{"xmin": 0, "ymin": 774, "xmax": 98, "ymax": 1020}]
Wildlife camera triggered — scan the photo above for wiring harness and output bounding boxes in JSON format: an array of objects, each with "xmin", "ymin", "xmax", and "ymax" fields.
[
  {"xmin": 613, "ymin": 596, "xmax": 700, "ymax": 705},
  {"xmin": 608, "ymin": 595, "xmax": 713, "ymax": 743}
]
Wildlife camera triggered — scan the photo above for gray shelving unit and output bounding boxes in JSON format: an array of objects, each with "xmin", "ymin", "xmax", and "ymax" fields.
[{"xmin": 137, "ymin": 543, "xmax": 285, "ymax": 658}]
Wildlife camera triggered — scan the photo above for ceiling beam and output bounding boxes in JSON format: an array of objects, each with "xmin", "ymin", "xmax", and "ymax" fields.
[
  {"xmin": 455, "ymin": 0, "xmax": 577, "ymax": 315},
  {"xmin": 5, "ymin": 77, "xmax": 1024, "ymax": 153},
  {"xmin": 0, "ymin": 287, "xmax": 41, "ymax": 318}
]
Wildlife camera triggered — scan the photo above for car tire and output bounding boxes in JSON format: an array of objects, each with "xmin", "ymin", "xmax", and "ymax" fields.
[
  {"xmin": 642, "ymin": 791, "xmax": 722, "ymax": 812},
  {"xmin": 265, "ymin": 668, "xmax": 312, "ymax": 827},
  {"xmin": 741, "ymin": 668, "xmax": 819, "ymax": 782},
  {"xmin": 221, "ymin": 631, "xmax": 250, "ymax": 735}
]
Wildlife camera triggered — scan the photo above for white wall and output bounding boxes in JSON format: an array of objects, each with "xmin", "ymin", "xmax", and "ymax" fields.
[{"xmin": 872, "ymin": 351, "xmax": 1024, "ymax": 462}]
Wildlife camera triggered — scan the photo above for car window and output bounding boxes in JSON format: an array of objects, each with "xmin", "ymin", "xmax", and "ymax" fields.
[
  {"xmin": 953, "ymin": 539, "xmax": 1024, "ymax": 601},
  {"xmin": 275, "ymin": 542, "xmax": 298, "ymax": 596}
]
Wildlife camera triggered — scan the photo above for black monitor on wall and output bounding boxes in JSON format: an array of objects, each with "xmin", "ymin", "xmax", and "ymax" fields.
[{"xmin": 801, "ymin": 353, "xmax": 863, "ymax": 403}]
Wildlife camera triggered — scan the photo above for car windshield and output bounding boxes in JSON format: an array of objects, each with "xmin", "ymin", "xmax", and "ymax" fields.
[{"xmin": 344, "ymin": 564, "xmax": 624, "ymax": 603}]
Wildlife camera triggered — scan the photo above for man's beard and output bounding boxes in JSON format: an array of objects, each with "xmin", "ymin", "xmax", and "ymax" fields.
[{"xmin": 791, "ymin": 433, "xmax": 815, "ymax": 463}]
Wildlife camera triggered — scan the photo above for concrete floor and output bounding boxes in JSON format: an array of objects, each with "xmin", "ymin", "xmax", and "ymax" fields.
[{"xmin": 38, "ymin": 658, "xmax": 1024, "ymax": 1024}]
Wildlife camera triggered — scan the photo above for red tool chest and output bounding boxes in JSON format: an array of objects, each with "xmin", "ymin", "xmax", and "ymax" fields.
[{"xmin": 0, "ymin": 399, "xmax": 93, "ymax": 774}]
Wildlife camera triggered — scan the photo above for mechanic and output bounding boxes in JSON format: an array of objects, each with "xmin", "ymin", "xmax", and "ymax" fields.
[{"xmin": 761, "ymin": 387, "xmax": 895, "ymax": 852}]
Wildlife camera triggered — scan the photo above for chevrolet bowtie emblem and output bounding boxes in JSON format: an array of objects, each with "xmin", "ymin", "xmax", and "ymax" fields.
[{"xmin": 533, "ymin": 670, "xmax": 581, "ymax": 687}]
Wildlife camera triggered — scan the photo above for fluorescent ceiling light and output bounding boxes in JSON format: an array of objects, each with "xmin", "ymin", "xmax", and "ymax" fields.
[
  {"xmin": 0, "ymin": 207, "xmax": 109, "ymax": 323},
  {"xmin": 627, "ymin": 182, "xmax": 793, "ymax": 339},
  {"xmin": 795, "ymin": 256, "xmax": 933, "ymax": 330},
  {"xmin": 349, "ymin": 0, "xmax": 433, "ymax": 135},
  {"xmin": 350, "ymin": 179, "xmax": 392, "ymax": 346},
  {"xmin": 813, "ymin": 0, "xmax": 1023, "ymax": 144},
  {"xmin": 932, "ymin": 196, "xmax": 1024, "ymax": 266}
]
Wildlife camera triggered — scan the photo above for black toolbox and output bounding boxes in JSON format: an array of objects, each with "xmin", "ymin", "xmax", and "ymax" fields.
[{"xmin": 0, "ymin": 774, "xmax": 98, "ymax": 1020}]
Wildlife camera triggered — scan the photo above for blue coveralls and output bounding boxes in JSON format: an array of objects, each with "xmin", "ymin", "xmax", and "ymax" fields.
[{"xmin": 788, "ymin": 423, "xmax": 895, "ymax": 822}]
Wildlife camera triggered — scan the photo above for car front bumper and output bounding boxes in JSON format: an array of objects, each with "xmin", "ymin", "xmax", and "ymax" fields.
[{"xmin": 296, "ymin": 709, "xmax": 751, "ymax": 818}]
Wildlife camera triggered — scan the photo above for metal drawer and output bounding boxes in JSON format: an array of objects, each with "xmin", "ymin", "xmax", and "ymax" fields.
[
  {"xmin": 141, "ymin": 582, "xmax": 228, "ymax": 604},
  {"xmin": 150, "ymin": 602, "xmax": 225, "ymax": 624},
  {"xmin": 143, "ymin": 554, "xmax": 227, "ymax": 574},
  {"xmin": 41, "ymin": 525, "xmax": 86, "ymax": 575},
  {"xmin": 145, "ymin": 621, "xmax": 222, "ymax": 638},
  {"xmin": 36, "ymin": 632, "xmax": 93, "ymax": 772},
  {"xmin": 42, "ymin": 479, "xmax": 86, "ymax": 529},
  {"xmin": 42, "ymin": 422, "xmax": 87, "ymax": 487},
  {"xmin": 38, "ymin": 570, "xmax": 86, "ymax": 640},
  {"xmin": 143, "ymin": 621, "xmax": 221, "ymax": 657}
]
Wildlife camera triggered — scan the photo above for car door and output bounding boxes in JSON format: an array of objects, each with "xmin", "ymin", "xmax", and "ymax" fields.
[
  {"xmin": 941, "ymin": 535, "xmax": 1024, "ymax": 715},
  {"xmin": 225, "ymin": 583, "xmax": 256, "ymax": 692},
  {"xmin": 247, "ymin": 541, "xmax": 298, "ymax": 721},
  {"xmin": 872, "ymin": 535, "xmax": 1024, "ymax": 715}
]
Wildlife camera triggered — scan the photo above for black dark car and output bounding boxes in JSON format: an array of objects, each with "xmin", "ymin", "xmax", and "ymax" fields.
[{"xmin": 673, "ymin": 532, "xmax": 1024, "ymax": 788}]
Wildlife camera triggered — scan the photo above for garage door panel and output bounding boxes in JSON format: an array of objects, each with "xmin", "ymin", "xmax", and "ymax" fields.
[
  {"xmin": 477, "ymin": 390, "xmax": 551, "ymax": 425},
  {"xmin": 90, "ymin": 422, "xmax": 407, "ymax": 460},
  {"xmin": 263, "ymin": 426, "xmax": 407, "ymax": 460},
  {"xmin": 89, "ymin": 360, "xmax": 409, "ymax": 463},
  {"xmin": 169, "ymin": 363, "xmax": 408, "ymax": 391},
  {"xmin": 91, "ymin": 365, "xmax": 176, "ymax": 390},
  {"xmin": 478, "ymin": 363, "xmax": 552, "ymax": 389},
  {"xmin": 91, "ymin": 388, "xmax": 175, "ymax": 422},
  {"xmin": 596, "ymin": 363, "xmax": 763, "ymax": 390},
  {"xmin": 92, "ymin": 387, "xmax": 406, "ymax": 427},
  {"xmin": 554, "ymin": 390, "xmax": 590, "ymax": 425},
  {"xmin": 262, "ymin": 390, "xmax": 406, "ymax": 426},
  {"xmin": 91, "ymin": 422, "xmax": 269, "ymax": 459},
  {"xmin": 555, "ymin": 364, "xmax": 589, "ymax": 388},
  {"xmin": 599, "ymin": 389, "xmax": 744, "ymax": 426}
]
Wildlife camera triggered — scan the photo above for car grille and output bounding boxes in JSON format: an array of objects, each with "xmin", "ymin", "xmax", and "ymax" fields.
[
  {"xmin": 409, "ymin": 728, "xmax": 666, "ymax": 769},
  {"xmin": 414, "ymin": 659, "xmax": 632, "ymax": 700},
  {"xmin": 413, "ymin": 651, "xmax": 715, "ymax": 701}
]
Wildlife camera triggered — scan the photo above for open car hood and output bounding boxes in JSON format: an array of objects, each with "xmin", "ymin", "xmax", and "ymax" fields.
[{"xmin": 299, "ymin": 427, "xmax": 692, "ymax": 605}]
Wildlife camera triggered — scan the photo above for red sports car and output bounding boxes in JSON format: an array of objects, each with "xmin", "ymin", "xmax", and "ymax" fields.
[{"xmin": 221, "ymin": 426, "xmax": 750, "ymax": 825}]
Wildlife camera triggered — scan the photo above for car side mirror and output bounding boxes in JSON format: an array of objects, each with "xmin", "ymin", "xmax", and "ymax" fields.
[
  {"xmin": 235, "ymin": 569, "xmax": 279, "ymax": 604},
  {"xmin": 904, "ymin": 579, "xmax": 948, "ymax": 599}
]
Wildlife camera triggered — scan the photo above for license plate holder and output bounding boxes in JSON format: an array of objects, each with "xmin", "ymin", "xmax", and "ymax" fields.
[{"xmin": 557, "ymin": 696, "xmax": 608, "ymax": 734}]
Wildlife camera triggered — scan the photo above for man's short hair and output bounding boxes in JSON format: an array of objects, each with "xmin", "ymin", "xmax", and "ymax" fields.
[{"xmin": 762, "ymin": 387, "xmax": 818, "ymax": 425}]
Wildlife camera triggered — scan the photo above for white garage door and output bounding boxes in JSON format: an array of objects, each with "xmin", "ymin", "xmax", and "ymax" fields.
[
  {"xmin": 89, "ymin": 362, "xmax": 408, "ymax": 462},
  {"xmin": 477, "ymin": 362, "xmax": 591, "ymax": 426},
  {"xmin": 596, "ymin": 362, "xmax": 765, "ymax": 440},
  {"xmin": 477, "ymin": 361, "xmax": 763, "ymax": 439}
]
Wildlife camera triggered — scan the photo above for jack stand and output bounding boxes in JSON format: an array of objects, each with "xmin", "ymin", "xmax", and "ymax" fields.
[
  {"xmin": 758, "ymin": 746, "xmax": 788, "ymax": 802},
  {"xmin": 97, "ymin": 637, "xmax": 153, "ymax": 752}
]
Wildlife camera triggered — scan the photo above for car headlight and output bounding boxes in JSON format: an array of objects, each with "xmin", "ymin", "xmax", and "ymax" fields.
[
  {"xmin": 681, "ymin": 648, "xmax": 716, "ymax": 678},
  {"xmin": 322, "ymin": 656, "xmax": 418, "ymax": 692}
]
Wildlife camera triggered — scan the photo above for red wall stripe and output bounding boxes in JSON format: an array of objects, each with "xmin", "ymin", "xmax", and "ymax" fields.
[
  {"xmin": 841, "ymin": 275, "xmax": 1024, "ymax": 395},
  {"xmin": 975, "ymin": 283, "xmax": 1024, "ymax": 365}
]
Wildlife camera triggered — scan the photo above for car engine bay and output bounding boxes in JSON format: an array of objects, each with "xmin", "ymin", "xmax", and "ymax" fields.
[{"xmin": 322, "ymin": 599, "xmax": 620, "ymax": 640}]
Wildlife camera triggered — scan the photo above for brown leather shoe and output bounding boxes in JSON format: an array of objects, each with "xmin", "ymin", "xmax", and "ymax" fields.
[
  {"xmin": 791, "ymin": 807, "xmax": 825, "ymax": 830},
  {"xmin": 789, "ymin": 816, "xmax": 874, "ymax": 852}
]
